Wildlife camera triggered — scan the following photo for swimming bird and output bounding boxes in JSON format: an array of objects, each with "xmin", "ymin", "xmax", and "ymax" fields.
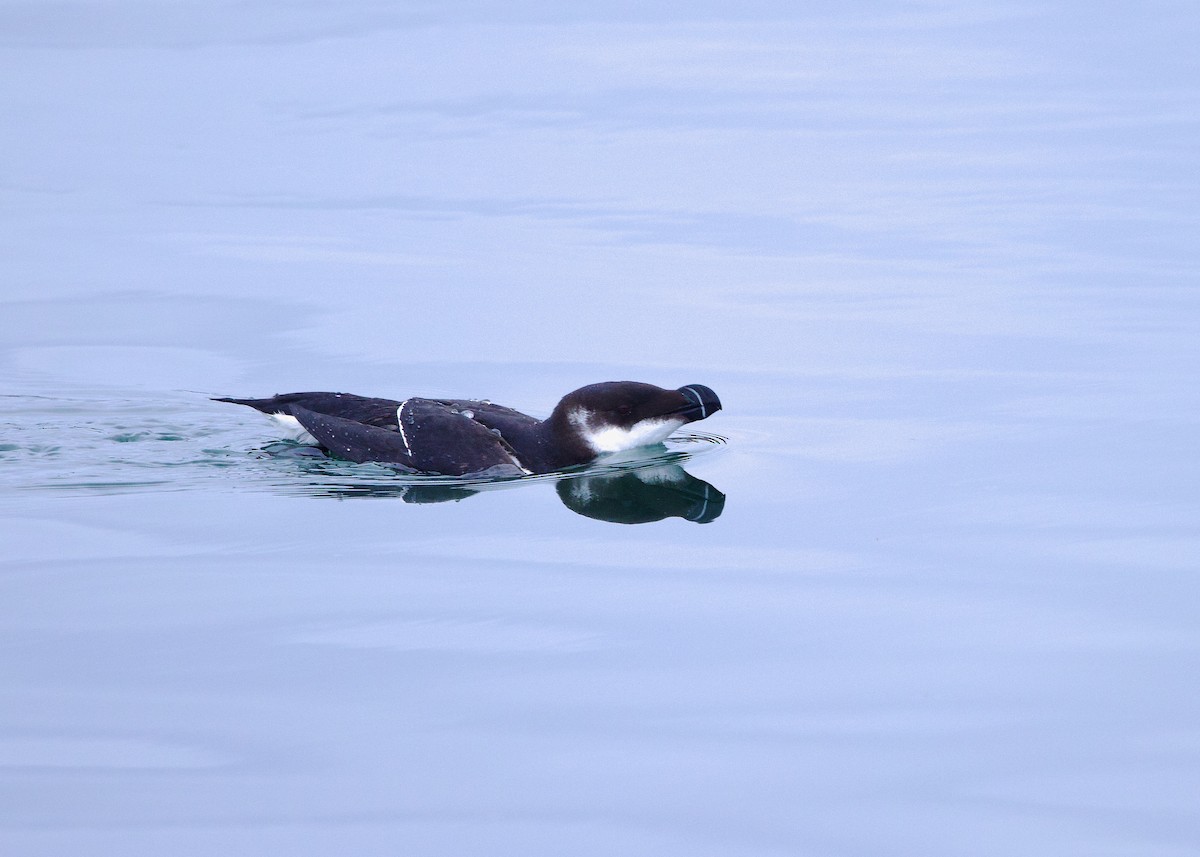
[{"xmin": 215, "ymin": 381, "xmax": 721, "ymax": 476}]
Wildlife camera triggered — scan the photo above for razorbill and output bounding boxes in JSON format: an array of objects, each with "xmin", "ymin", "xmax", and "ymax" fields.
[{"xmin": 215, "ymin": 381, "xmax": 722, "ymax": 476}]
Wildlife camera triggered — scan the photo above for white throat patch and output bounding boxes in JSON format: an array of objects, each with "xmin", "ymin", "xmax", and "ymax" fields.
[{"xmin": 569, "ymin": 408, "xmax": 685, "ymax": 455}]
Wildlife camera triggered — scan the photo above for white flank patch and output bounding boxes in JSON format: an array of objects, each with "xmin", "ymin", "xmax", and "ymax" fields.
[
  {"xmin": 570, "ymin": 408, "xmax": 685, "ymax": 454},
  {"xmin": 270, "ymin": 412, "xmax": 317, "ymax": 444}
]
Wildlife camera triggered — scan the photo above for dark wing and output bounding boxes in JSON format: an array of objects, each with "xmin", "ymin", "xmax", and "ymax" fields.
[
  {"xmin": 214, "ymin": 392, "xmax": 403, "ymax": 429},
  {"xmin": 289, "ymin": 406, "xmax": 419, "ymax": 470},
  {"xmin": 292, "ymin": 400, "xmax": 526, "ymax": 476}
]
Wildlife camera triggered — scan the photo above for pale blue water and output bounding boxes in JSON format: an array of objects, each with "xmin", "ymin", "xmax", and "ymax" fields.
[{"xmin": 2, "ymin": 2, "xmax": 1198, "ymax": 855}]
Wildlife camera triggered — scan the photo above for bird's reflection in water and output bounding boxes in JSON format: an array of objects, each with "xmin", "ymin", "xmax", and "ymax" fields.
[
  {"xmin": 556, "ymin": 466, "xmax": 724, "ymax": 524},
  {"xmin": 271, "ymin": 441, "xmax": 724, "ymax": 524}
]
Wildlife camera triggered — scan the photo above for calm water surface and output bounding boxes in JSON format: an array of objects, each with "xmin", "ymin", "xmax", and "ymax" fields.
[{"xmin": 1, "ymin": 2, "xmax": 1198, "ymax": 855}]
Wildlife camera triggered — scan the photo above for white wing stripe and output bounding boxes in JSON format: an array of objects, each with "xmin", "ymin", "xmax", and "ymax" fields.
[{"xmin": 395, "ymin": 400, "xmax": 414, "ymax": 458}]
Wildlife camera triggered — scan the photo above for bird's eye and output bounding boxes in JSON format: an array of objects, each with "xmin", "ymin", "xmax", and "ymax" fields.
[{"xmin": 617, "ymin": 404, "xmax": 632, "ymax": 416}]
